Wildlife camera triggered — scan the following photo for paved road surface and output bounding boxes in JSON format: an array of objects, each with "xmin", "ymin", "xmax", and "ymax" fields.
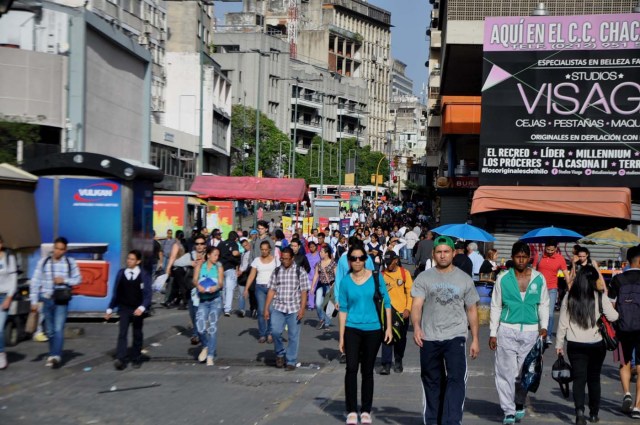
[{"xmin": 0, "ymin": 264, "xmax": 634, "ymax": 424}]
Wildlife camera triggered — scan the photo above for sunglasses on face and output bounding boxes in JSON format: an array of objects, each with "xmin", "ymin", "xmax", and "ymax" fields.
[
  {"xmin": 195, "ymin": 242, "xmax": 206, "ymax": 245},
  {"xmin": 349, "ymin": 255, "xmax": 368, "ymax": 262}
]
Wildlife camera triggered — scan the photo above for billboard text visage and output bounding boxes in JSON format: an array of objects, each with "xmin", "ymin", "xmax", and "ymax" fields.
[{"xmin": 480, "ymin": 13, "xmax": 640, "ymax": 186}]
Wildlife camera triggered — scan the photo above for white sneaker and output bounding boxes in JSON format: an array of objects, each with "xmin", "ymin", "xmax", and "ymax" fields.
[
  {"xmin": 45, "ymin": 356, "xmax": 55, "ymax": 367},
  {"xmin": 198, "ymin": 347, "xmax": 208, "ymax": 363},
  {"xmin": 0, "ymin": 352, "xmax": 7, "ymax": 370},
  {"xmin": 206, "ymin": 356, "xmax": 214, "ymax": 366}
]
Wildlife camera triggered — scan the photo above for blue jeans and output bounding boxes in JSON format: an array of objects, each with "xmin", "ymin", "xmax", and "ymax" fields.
[
  {"xmin": 547, "ymin": 288, "xmax": 558, "ymax": 339},
  {"xmin": 196, "ymin": 297, "xmax": 222, "ymax": 357},
  {"xmin": 270, "ymin": 309, "xmax": 301, "ymax": 366},
  {"xmin": 314, "ymin": 285, "xmax": 330, "ymax": 326},
  {"xmin": 0, "ymin": 295, "xmax": 7, "ymax": 353},
  {"xmin": 400, "ymin": 247, "xmax": 412, "ymax": 263},
  {"xmin": 255, "ymin": 285, "xmax": 271, "ymax": 338},
  {"xmin": 42, "ymin": 297, "xmax": 69, "ymax": 358},
  {"xmin": 223, "ymin": 269, "xmax": 238, "ymax": 314},
  {"xmin": 188, "ymin": 295, "xmax": 198, "ymax": 338}
]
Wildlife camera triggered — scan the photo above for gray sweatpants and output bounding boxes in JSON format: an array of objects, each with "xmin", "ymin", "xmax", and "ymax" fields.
[{"xmin": 495, "ymin": 326, "xmax": 538, "ymax": 416}]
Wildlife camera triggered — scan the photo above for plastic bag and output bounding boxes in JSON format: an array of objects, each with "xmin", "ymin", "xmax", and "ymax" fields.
[
  {"xmin": 519, "ymin": 337, "xmax": 544, "ymax": 393},
  {"xmin": 152, "ymin": 273, "xmax": 169, "ymax": 293},
  {"xmin": 551, "ymin": 354, "xmax": 573, "ymax": 398}
]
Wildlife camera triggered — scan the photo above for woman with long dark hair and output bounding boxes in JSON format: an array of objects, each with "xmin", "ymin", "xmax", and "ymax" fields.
[
  {"xmin": 339, "ymin": 243, "xmax": 392, "ymax": 424},
  {"xmin": 569, "ymin": 247, "xmax": 604, "ymax": 291},
  {"xmin": 311, "ymin": 244, "xmax": 336, "ymax": 330},
  {"xmin": 556, "ymin": 265, "xmax": 618, "ymax": 424},
  {"xmin": 193, "ymin": 246, "xmax": 224, "ymax": 366}
]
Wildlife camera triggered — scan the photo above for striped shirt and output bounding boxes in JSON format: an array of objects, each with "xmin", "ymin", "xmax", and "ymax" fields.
[
  {"xmin": 30, "ymin": 256, "xmax": 82, "ymax": 304},
  {"xmin": 268, "ymin": 263, "xmax": 310, "ymax": 314}
]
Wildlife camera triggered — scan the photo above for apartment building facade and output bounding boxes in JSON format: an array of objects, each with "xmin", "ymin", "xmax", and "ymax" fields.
[
  {"xmin": 0, "ymin": 0, "xmax": 155, "ymax": 161},
  {"xmin": 213, "ymin": 8, "xmax": 368, "ymax": 155}
]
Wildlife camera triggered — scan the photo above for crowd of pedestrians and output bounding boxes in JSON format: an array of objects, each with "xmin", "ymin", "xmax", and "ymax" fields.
[{"xmin": 5, "ymin": 198, "xmax": 640, "ymax": 425}]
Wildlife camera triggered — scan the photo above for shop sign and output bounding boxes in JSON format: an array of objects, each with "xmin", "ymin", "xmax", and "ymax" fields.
[{"xmin": 480, "ymin": 14, "xmax": 640, "ymax": 186}]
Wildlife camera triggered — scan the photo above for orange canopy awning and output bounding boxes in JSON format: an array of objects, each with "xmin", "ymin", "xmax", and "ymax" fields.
[
  {"xmin": 471, "ymin": 186, "xmax": 631, "ymax": 220},
  {"xmin": 442, "ymin": 96, "xmax": 481, "ymax": 135}
]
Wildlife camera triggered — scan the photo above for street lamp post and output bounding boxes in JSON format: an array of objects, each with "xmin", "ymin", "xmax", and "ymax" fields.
[
  {"xmin": 319, "ymin": 92, "xmax": 326, "ymax": 196},
  {"xmin": 249, "ymin": 49, "xmax": 270, "ymax": 227}
]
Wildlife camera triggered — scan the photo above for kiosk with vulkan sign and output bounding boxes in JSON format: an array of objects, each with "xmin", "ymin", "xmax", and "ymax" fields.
[{"xmin": 23, "ymin": 153, "xmax": 163, "ymax": 314}]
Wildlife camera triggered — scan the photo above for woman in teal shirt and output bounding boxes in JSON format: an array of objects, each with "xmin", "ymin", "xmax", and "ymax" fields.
[
  {"xmin": 193, "ymin": 246, "xmax": 224, "ymax": 366},
  {"xmin": 339, "ymin": 244, "xmax": 392, "ymax": 425}
]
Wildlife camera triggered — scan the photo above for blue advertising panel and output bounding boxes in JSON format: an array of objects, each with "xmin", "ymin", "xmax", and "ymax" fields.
[{"xmin": 34, "ymin": 177, "xmax": 123, "ymax": 312}]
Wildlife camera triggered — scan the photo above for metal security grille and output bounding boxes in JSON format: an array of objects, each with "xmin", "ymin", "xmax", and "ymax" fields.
[{"xmin": 447, "ymin": 0, "xmax": 638, "ymax": 21}]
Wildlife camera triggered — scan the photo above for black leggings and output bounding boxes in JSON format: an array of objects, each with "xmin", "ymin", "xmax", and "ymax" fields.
[
  {"xmin": 567, "ymin": 340, "xmax": 606, "ymax": 415},
  {"xmin": 344, "ymin": 327, "xmax": 382, "ymax": 414}
]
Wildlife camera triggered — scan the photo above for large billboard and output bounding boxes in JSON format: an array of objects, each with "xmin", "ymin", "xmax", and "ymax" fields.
[{"xmin": 480, "ymin": 14, "xmax": 640, "ymax": 186}]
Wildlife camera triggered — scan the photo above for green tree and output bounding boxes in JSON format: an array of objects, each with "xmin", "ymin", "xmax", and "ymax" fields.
[
  {"xmin": 230, "ymin": 104, "xmax": 389, "ymax": 186},
  {"xmin": 0, "ymin": 120, "xmax": 41, "ymax": 164},
  {"xmin": 230, "ymin": 104, "xmax": 291, "ymax": 177}
]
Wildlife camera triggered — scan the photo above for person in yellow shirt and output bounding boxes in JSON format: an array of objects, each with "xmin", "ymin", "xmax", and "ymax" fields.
[{"xmin": 380, "ymin": 250, "xmax": 413, "ymax": 375}]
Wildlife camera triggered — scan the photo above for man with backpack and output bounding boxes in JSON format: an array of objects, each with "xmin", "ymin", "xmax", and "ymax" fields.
[
  {"xmin": 379, "ymin": 250, "xmax": 413, "ymax": 375},
  {"xmin": 29, "ymin": 237, "xmax": 82, "ymax": 368},
  {"xmin": 609, "ymin": 245, "xmax": 640, "ymax": 418}
]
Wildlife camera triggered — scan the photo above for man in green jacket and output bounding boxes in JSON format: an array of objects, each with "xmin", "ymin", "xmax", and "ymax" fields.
[{"xmin": 489, "ymin": 242, "xmax": 549, "ymax": 425}]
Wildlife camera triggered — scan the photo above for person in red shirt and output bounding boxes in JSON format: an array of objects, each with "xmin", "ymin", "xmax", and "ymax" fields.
[{"xmin": 536, "ymin": 239, "xmax": 572, "ymax": 346}]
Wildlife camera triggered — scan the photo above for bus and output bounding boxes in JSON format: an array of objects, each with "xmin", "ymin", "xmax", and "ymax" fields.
[{"xmin": 308, "ymin": 184, "xmax": 386, "ymax": 200}]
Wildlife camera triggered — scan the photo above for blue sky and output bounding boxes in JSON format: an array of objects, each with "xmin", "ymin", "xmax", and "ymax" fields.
[{"xmin": 214, "ymin": 0, "xmax": 431, "ymax": 96}]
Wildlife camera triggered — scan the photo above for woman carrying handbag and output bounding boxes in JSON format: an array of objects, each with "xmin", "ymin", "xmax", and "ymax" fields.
[
  {"xmin": 339, "ymin": 244, "xmax": 392, "ymax": 424},
  {"xmin": 556, "ymin": 265, "xmax": 618, "ymax": 424}
]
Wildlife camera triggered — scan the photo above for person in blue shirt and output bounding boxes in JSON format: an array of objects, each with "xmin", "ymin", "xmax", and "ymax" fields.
[
  {"xmin": 339, "ymin": 243, "xmax": 392, "ymax": 425},
  {"xmin": 335, "ymin": 236, "xmax": 375, "ymax": 308}
]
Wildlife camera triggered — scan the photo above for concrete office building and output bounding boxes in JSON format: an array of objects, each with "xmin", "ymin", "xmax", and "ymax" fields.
[
  {"xmin": 242, "ymin": 0, "xmax": 391, "ymax": 153},
  {"xmin": 212, "ymin": 26, "xmax": 368, "ymax": 154},
  {"xmin": 0, "ymin": 0, "xmax": 154, "ymax": 162},
  {"xmin": 157, "ymin": 1, "xmax": 232, "ymax": 190},
  {"xmin": 389, "ymin": 95, "xmax": 428, "ymax": 195},
  {"xmin": 390, "ymin": 59, "xmax": 414, "ymax": 98}
]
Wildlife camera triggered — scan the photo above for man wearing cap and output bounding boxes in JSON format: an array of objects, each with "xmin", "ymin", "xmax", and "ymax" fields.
[
  {"xmin": 379, "ymin": 250, "xmax": 413, "ymax": 375},
  {"xmin": 411, "ymin": 235, "xmax": 480, "ymax": 425},
  {"xmin": 208, "ymin": 229, "xmax": 222, "ymax": 248},
  {"xmin": 536, "ymin": 238, "xmax": 571, "ymax": 346}
]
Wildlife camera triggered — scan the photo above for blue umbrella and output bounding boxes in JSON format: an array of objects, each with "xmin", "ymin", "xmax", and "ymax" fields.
[
  {"xmin": 431, "ymin": 223, "xmax": 496, "ymax": 242},
  {"xmin": 519, "ymin": 226, "xmax": 583, "ymax": 243}
]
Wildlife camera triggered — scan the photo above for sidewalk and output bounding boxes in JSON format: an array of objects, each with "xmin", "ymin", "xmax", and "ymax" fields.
[{"xmin": 0, "ymin": 295, "xmax": 635, "ymax": 424}]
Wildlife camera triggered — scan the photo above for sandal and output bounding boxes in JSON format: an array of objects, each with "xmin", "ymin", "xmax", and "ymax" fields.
[
  {"xmin": 360, "ymin": 412, "xmax": 372, "ymax": 424},
  {"xmin": 267, "ymin": 335, "xmax": 273, "ymax": 344},
  {"xmin": 258, "ymin": 337, "xmax": 267, "ymax": 343},
  {"xmin": 346, "ymin": 412, "xmax": 358, "ymax": 425}
]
